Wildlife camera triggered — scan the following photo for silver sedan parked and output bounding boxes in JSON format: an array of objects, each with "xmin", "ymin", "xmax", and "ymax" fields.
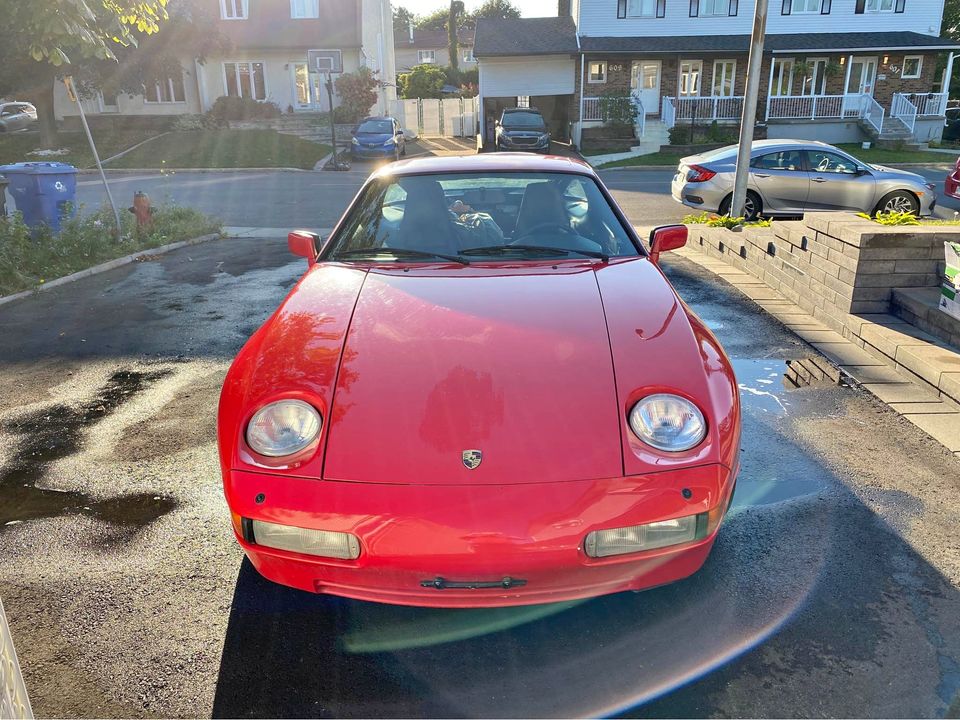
[
  {"xmin": 0, "ymin": 102, "xmax": 37, "ymax": 133},
  {"xmin": 671, "ymin": 139, "xmax": 936, "ymax": 219}
]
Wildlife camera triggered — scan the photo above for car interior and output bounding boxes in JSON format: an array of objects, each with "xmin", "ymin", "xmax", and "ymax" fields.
[{"xmin": 330, "ymin": 173, "xmax": 639, "ymax": 259}]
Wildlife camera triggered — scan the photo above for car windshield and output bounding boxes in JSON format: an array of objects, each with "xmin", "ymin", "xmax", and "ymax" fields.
[
  {"xmin": 325, "ymin": 172, "xmax": 639, "ymax": 261},
  {"xmin": 357, "ymin": 120, "xmax": 393, "ymax": 134},
  {"xmin": 502, "ymin": 111, "xmax": 546, "ymax": 129}
]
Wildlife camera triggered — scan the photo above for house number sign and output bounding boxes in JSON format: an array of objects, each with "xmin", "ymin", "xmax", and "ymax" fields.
[{"xmin": 610, "ymin": 64, "xmax": 624, "ymax": 71}]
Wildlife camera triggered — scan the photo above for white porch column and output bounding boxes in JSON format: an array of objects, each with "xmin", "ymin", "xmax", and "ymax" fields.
[
  {"xmin": 842, "ymin": 54, "xmax": 853, "ymax": 95},
  {"xmin": 945, "ymin": 52, "xmax": 956, "ymax": 97},
  {"xmin": 194, "ymin": 59, "xmax": 209, "ymax": 113}
]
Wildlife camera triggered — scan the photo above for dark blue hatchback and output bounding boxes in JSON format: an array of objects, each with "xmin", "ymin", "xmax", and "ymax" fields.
[{"xmin": 351, "ymin": 116, "xmax": 406, "ymax": 161}]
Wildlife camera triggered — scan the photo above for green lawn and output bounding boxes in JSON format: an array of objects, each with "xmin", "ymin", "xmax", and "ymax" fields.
[
  {"xmin": 0, "ymin": 130, "xmax": 160, "ymax": 168},
  {"xmin": 106, "ymin": 130, "xmax": 331, "ymax": 169},
  {"xmin": 596, "ymin": 151, "xmax": 689, "ymax": 169}
]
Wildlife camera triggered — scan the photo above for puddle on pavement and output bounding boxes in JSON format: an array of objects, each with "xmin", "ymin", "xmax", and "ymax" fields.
[
  {"xmin": 731, "ymin": 357, "xmax": 845, "ymax": 507},
  {"xmin": 0, "ymin": 369, "xmax": 178, "ymax": 536}
]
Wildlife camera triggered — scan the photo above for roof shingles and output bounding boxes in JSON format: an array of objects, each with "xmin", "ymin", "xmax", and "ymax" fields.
[
  {"xmin": 474, "ymin": 16, "xmax": 579, "ymax": 57},
  {"xmin": 579, "ymin": 31, "xmax": 960, "ymax": 53}
]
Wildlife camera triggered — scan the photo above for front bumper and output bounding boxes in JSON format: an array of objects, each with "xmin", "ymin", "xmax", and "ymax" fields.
[
  {"xmin": 351, "ymin": 144, "xmax": 396, "ymax": 158},
  {"xmin": 225, "ymin": 464, "xmax": 736, "ymax": 607}
]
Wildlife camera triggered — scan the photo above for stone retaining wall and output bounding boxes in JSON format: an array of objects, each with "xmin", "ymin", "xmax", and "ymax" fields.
[{"xmin": 687, "ymin": 212, "xmax": 948, "ymax": 334}]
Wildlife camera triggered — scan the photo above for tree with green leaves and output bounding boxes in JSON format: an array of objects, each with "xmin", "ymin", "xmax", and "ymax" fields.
[
  {"xmin": 393, "ymin": 5, "xmax": 415, "ymax": 33},
  {"xmin": 469, "ymin": 0, "xmax": 521, "ymax": 21},
  {"xmin": 416, "ymin": 7, "xmax": 450, "ymax": 30},
  {"xmin": 335, "ymin": 67, "xmax": 381, "ymax": 123},
  {"xmin": 448, "ymin": 1, "xmax": 465, "ymax": 73},
  {"xmin": 399, "ymin": 64, "xmax": 447, "ymax": 99}
]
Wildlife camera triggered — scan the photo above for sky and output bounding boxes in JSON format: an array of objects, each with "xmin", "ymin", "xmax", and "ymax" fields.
[{"xmin": 398, "ymin": 0, "xmax": 555, "ymax": 18}]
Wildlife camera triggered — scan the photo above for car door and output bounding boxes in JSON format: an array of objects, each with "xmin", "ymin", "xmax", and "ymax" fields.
[
  {"xmin": 0, "ymin": 105, "xmax": 15, "ymax": 131},
  {"xmin": 804, "ymin": 149, "xmax": 876, "ymax": 212},
  {"xmin": 11, "ymin": 105, "xmax": 30, "ymax": 131},
  {"xmin": 749, "ymin": 149, "xmax": 810, "ymax": 213}
]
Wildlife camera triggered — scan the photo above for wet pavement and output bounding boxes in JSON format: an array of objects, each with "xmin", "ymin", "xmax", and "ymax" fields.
[{"xmin": 0, "ymin": 236, "xmax": 959, "ymax": 717}]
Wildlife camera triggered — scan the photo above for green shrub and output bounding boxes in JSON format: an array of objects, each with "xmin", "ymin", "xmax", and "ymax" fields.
[
  {"xmin": 207, "ymin": 96, "xmax": 282, "ymax": 126},
  {"xmin": 858, "ymin": 210, "xmax": 920, "ymax": 225},
  {"xmin": 598, "ymin": 90, "xmax": 639, "ymax": 128},
  {"xmin": 682, "ymin": 211, "xmax": 771, "ymax": 228},
  {"xmin": 0, "ymin": 205, "xmax": 222, "ymax": 295}
]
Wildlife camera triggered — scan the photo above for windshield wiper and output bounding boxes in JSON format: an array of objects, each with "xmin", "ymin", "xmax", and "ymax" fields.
[
  {"xmin": 337, "ymin": 247, "xmax": 469, "ymax": 264},
  {"xmin": 460, "ymin": 244, "xmax": 609, "ymax": 262}
]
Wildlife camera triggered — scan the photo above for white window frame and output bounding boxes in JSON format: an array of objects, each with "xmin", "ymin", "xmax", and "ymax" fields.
[
  {"xmin": 588, "ymin": 61, "xmax": 607, "ymax": 83},
  {"xmin": 143, "ymin": 74, "xmax": 186, "ymax": 104},
  {"xmin": 792, "ymin": 0, "xmax": 821, "ymax": 12},
  {"xmin": 865, "ymin": 0, "xmax": 894, "ymax": 11},
  {"xmin": 770, "ymin": 57, "xmax": 795, "ymax": 96},
  {"xmin": 517, "ymin": 96, "xmax": 530, "ymax": 107},
  {"xmin": 627, "ymin": 0, "xmax": 657, "ymax": 17},
  {"xmin": 799, "ymin": 56, "xmax": 828, "ymax": 95},
  {"xmin": 462, "ymin": 48, "xmax": 475, "ymax": 63},
  {"xmin": 223, "ymin": 61, "xmax": 268, "ymax": 100},
  {"xmin": 679, "ymin": 60, "xmax": 703, "ymax": 97},
  {"xmin": 712, "ymin": 59, "xmax": 736, "ymax": 97},
  {"xmin": 902, "ymin": 55, "xmax": 923, "ymax": 79},
  {"xmin": 219, "ymin": 0, "xmax": 248, "ymax": 20},
  {"xmin": 290, "ymin": 0, "xmax": 319, "ymax": 18},
  {"xmin": 418, "ymin": 50, "xmax": 437, "ymax": 64}
]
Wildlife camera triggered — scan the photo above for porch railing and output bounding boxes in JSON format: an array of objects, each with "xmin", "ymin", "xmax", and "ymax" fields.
[
  {"xmin": 861, "ymin": 95, "xmax": 885, "ymax": 134},
  {"xmin": 913, "ymin": 92, "xmax": 948, "ymax": 116},
  {"xmin": 766, "ymin": 94, "xmax": 846, "ymax": 120},
  {"xmin": 891, "ymin": 93, "xmax": 918, "ymax": 133},
  {"xmin": 661, "ymin": 96, "xmax": 744, "ymax": 129},
  {"xmin": 582, "ymin": 95, "xmax": 646, "ymax": 137}
]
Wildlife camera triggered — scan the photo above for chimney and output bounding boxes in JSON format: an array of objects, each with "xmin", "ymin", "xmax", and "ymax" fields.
[
  {"xmin": 558, "ymin": 0, "xmax": 571, "ymax": 15},
  {"xmin": 409, "ymin": 20, "xmax": 414, "ymax": 43}
]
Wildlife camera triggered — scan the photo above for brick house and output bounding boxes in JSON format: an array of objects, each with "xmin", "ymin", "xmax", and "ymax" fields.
[
  {"xmin": 394, "ymin": 26, "xmax": 477, "ymax": 73},
  {"xmin": 53, "ymin": 0, "xmax": 397, "ymax": 122},
  {"xmin": 474, "ymin": 0, "xmax": 960, "ymax": 147}
]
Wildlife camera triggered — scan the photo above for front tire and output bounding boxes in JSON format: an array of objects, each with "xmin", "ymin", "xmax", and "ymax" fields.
[
  {"xmin": 719, "ymin": 190, "xmax": 762, "ymax": 221},
  {"xmin": 874, "ymin": 190, "xmax": 920, "ymax": 215}
]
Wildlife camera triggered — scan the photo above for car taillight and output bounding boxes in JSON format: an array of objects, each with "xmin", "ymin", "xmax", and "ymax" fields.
[{"xmin": 686, "ymin": 164, "xmax": 716, "ymax": 183}]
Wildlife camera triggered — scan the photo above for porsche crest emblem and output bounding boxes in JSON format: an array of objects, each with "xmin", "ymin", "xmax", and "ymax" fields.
[{"xmin": 462, "ymin": 449, "xmax": 482, "ymax": 470}]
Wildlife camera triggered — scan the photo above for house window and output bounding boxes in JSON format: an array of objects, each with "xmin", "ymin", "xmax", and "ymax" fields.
[
  {"xmin": 627, "ymin": 0, "xmax": 657, "ymax": 16},
  {"xmin": 770, "ymin": 58, "xmax": 794, "ymax": 96},
  {"xmin": 224, "ymin": 62, "xmax": 267, "ymax": 100},
  {"xmin": 290, "ymin": 0, "xmax": 319, "ymax": 18},
  {"xmin": 679, "ymin": 60, "xmax": 702, "ymax": 96},
  {"xmin": 712, "ymin": 60, "xmax": 736, "ymax": 96},
  {"xmin": 799, "ymin": 57, "xmax": 828, "ymax": 95},
  {"xmin": 220, "ymin": 0, "xmax": 248, "ymax": 19},
  {"xmin": 865, "ymin": 0, "xmax": 894, "ymax": 10},
  {"xmin": 462, "ymin": 48, "xmax": 475, "ymax": 62},
  {"xmin": 902, "ymin": 55, "xmax": 923, "ymax": 78},
  {"xmin": 517, "ymin": 96, "xmax": 530, "ymax": 107},
  {"xmin": 418, "ymin": 50, "xmax": 436, "ymax": 64},
  {"xmin": 144, "ymin": 73, "xmax": 185, "ymax": 103},
  {"xmin": 699, "ymin": 0, "xmax": 728, "ymax": 14},
  {"xmin": 792, "ymin": 0, "xmax": 821, "ymax": 11},
  {"xmin": 588, "ymin": 61, "xmax": 607, "ymax": 83}
]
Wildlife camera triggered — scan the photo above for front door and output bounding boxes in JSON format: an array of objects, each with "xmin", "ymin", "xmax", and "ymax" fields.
[
  {"xmin": 847, "ymin": 56, "xmax": 878, "ymax": 95},
  {"xmin": 631, "ymin": 61, "xmax": 661, "ymax": 115},
  {"xmin": 293, "ymin": 62, "xmax": 326, "ymax": 110}
]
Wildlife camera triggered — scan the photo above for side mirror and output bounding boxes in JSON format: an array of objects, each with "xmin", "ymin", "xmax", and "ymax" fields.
[
  {"xmin": 649, "ymin": 224, "xmax": 687, "ymax": 264},
  {"xmin": 288, "ymin": 230, "xmax": 319, "ymax": 266}
]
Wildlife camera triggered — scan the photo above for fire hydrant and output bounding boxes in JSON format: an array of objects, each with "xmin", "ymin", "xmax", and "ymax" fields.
[{"xmin": 129, "ymin": 190, "xmax": 153, "ymax": 228}]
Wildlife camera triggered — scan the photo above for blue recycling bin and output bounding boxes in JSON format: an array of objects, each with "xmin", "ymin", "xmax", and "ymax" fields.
[{"xmin": 0, "ymin": 162, "xmax": 77, "ymax": 232}]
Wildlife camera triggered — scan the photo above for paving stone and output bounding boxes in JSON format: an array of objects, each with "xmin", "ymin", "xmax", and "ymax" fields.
[
  {"xmin": 739, "ymin": 285, "xmax": 784, "ymax": 300},
  {"xmin": 894, "ymin": 343, "xmax": 960, "ymax": 388},
  {"xmin": 902, "ymin": 413, "xmax": 960, "ymax": 452},
  {"xmin": 811, "ymin": 341, "xmax": 887, "ymax": 367},
  {"xmin": 841, "ymin": 364, "xmax": 911, "ymax": 384},
  {"xmin": 889, "ymin": 401, "xmax": 954, "ymax": 414},
  {"xmin": 861, "ymin": 382, "xmax": 943, "ymax": 403},
  {"xmin": 941, "ymin": 372, "xmax": 960, "ymax": 404},
  {"xmin": 793, "ymin": 328, "xmax": 847, "ymax": 344}
]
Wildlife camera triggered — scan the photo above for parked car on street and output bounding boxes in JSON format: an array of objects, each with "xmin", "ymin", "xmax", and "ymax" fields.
[
  {"xmin": 495, "ymin": 107, "xmax": 551, "ymax": 153},
  {"xmin": 218, "ymin": 154, "xmax": 740, "ymax": 608},
  {"xmin": 350, "ymin": 116, "xmax": 406, "ymax": 162},
  {"xmin": 672, "ymin": 140, "xmax": 937, "ymax": 220},
  {"xmin": 0, "ymin": 102, "xmax": 37, "ymax": 133},
  {"xmin": 943, "ymin": 107, "xmax": 960, "ymax": 142},
  {"xmin": 944, "ymin": 155, "xmax": 960, "ymax": 199}
]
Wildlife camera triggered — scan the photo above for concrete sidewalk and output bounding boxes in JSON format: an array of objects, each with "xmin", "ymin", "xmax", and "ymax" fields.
[{"xmin": 671, "ymin": 243, "xmax": 960, "ymax": 457}]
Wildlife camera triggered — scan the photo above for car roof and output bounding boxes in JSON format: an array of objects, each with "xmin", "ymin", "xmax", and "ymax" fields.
[
  {"xmin": 359, "ymin": 116, "xmax": 396, "ymax": 122},
  {"xmin": 503, "ymin": 107, "xmax": 541, "ymax": 113},
  {"xmin": 372, "ymin": 153, "xmax": 595, "ymax": 179}
]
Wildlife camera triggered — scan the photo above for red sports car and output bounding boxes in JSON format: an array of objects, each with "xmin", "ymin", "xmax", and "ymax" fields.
[
  {"xmin": 945, "ymin": 155, "xmax": 960, "ymax": 199},
  {"xmin": 218, "ymin": 154, "xmax": 741, "ymax": 607}
]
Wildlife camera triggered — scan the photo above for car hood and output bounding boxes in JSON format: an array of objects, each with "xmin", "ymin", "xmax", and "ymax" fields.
[
  {"xmin": 501, "ymin": 127, "xmax": 547, "ymax": 135},
  {"xmin": 222, "ymin": 260, "xmax": 737, "ymax": 485},
  {"xmin": 355, "ymin": 132, "xmax": 393, "ymax": 144},
  {"xmin": 869, "ymin": 164, "xmax": 926, "ymax": 183}
]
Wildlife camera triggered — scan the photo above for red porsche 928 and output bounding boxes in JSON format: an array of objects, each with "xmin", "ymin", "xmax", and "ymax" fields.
[{"xmin": 217, "ymin": 154, "xmax": 741, "ymax": 607}]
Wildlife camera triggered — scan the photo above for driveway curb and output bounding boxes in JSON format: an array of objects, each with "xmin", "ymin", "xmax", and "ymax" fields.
[{"xmin": 0, "ymin": 232, "xmax": 223, "ymax": 308}]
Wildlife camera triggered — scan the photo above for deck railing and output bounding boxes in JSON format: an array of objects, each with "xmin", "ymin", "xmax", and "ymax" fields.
[
  {"xmin": 891, "ymin": 93, "xmax": 918, "ymax": 133},
  {"xmin": 582, "ymin": 95, "xmax": 646, "ymax": 137},
  {"xmin": 861, "ymin": 95, "xmax": 886, "ymax": 134},
  {"xmin": 913, "ymin": 92, "xmax": 948, "ymax": 116},
  {"xmin": 661, "ymin": 96, "xmax": 744, "ymax": 128}
]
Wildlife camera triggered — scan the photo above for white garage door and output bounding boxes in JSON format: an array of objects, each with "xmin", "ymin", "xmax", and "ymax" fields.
[{"xmin": 480, "ymin": 56, "xmax": 576, "ymax": 98}]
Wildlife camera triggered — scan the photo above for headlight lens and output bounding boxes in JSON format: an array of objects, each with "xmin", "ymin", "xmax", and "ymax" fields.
[
  {"xmin": 384, "ymin": 136, "xmax": 396, "ymax": 145},
  {"xmin": 628, "ymin": 394, "xmax": 706, "ymax": 452},
  {"xmin": 246, "ymin": 399, "xmax": 322, "ymax": 457}
]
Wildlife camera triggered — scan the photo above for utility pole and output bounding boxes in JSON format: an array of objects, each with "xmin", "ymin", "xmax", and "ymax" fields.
[{"xmin": 730, "ymin": 0, "xmax": 768, "ymax": 218}]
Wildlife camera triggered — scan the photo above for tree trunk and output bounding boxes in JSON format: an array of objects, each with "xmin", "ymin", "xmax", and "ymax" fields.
[{"xmin": 33, "ymin": 77, "xmax": 59, "ymax": 149}]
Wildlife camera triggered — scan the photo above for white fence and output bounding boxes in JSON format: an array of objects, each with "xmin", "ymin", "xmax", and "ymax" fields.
[
  {"xmin": 891, "ymin": 93, "xmax": 918, "ymax": 132},
  {"xmin": 0, "ymin": 599, "xmax": 32, "ymax": 720},
  {"xmin": 661, "ymin": 96, "xmax": 743, "ymax": 128},
  {"xmin": 766, "ymin": 94, "xmax": 847, "ymax": 119},
  {"xmin": 582, "ymin": 95, "xmax": 646, "ymax": 136},
  {"xmin": 393, "ymin": 97, "xmax": 479, "ymax": 138}
]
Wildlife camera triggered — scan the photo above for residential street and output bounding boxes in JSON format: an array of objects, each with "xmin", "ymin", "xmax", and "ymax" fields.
[{"xmin": 1, "ymin": 169, "xmax": 959, "ymax": 716}]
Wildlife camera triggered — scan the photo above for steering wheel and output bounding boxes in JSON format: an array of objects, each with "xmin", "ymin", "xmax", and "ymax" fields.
[
  {"xmin": 817, "ymin": 157, "xmax": 831, "ymax": 172},
  {"xmin": 512, "ymin": 221, "xmax": 577, "ymax": 242}
]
